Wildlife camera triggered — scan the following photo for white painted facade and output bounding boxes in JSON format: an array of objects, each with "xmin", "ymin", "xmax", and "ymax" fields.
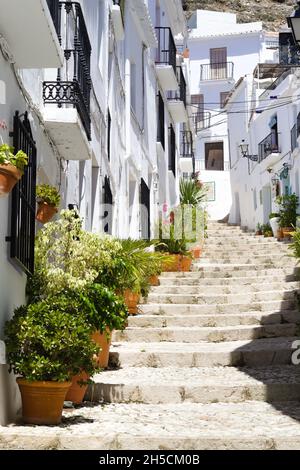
[
  {"xmin": 227, "ymin": 66, "xmax": 300, "ymax": 231},
  {"xmin": 185, "ymin": 10, "xmax": 279, "ymax": 221},
  {"xmin": 0, "ymin": 0, "xmax": 188, "ymax": 424}
]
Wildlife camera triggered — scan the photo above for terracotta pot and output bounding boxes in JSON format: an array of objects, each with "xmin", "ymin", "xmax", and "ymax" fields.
[
  {"xmin": 178, "ymin": 255, "xmax": 192, "ymax": 272},
  {"xmin": 255, "ymin": 231, "xmax": 262, "ymax": 236},
  {"xmin": 191, "ymin": 246, "xmax": 201, "ymax": 259},
  {"xmin": 149, "ymin": 275, "xmax": 160, "ymax": 286},
  {"xmin": 92, "ymin": 329, "xmax": 112, "ymax": 369},
  {"xmin": 65, "ymin": 371, "xmax": 90, "ymax": 405},
  {"xmin": 282, "ymin": 227, "xmax": 294, "ymax": 239},
  {"xmin": 277, "ymin": 228, "xmax": 283, "ymax": 240},
  {"xmin": 162, "ymin": 254, "xmax": 179, "ymax": 272},
  {"xmin": 17, "ymin": 378, "xmax": 71, "ymax": 425},
  {"xmin": 36, "ymin": 201, "xmax": 58, "ymax": 224},
  {"xmin": 0, "ymin": 163, "xmax": 22, "ymax": 196},
  {"xmin": 124, "ymin": 290, "xmax": 140, "ymax": 315}
]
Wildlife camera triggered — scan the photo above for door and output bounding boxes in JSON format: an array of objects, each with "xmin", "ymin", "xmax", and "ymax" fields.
[
  {"xmin": 210, "ymin": 47, "xmax": 227, "ymax": 79},
  {"xmin": 140, "ymin": 179, "xmax": 150, "ymax": 240},
  {"xmin": 262, "ymin": 185, "xmax": 272, "ymax": 224}
]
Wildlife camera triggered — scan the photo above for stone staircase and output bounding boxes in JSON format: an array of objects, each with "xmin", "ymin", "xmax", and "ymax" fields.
[{"xmin": 2, "ymin": 222, "xmax": 300, "ymax": 450}]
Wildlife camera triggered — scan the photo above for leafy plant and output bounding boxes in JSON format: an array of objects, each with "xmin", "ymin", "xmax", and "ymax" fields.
[
  {"xmin": 269, "ymin": 212, "xmax": 279, "ymax": 219},
  {"xmin": 261, "ymin": 223, "xmax": 272, "ymax": 236},
  {"xmin": 5, "ymin": 296, "xmax": 100, "ymax": 382},
  {"xmin": 155, "ymin": 221, "xmax": 189, "ymax": 256},
  {"xmin": 36, "ymin": 184, "xmax": 61, "ymax": 208},
  {"xmin": 179, "ymin": 178, "xmax": 207, "ymax": 206},
  {"xmin": 289, "ymin": 228, "xmax": 300, "ymax": 259},
  {"xmin": 0, "ymin": 144, "xmax": 28, "ymax": 172},
  {"xmin": 276, "ymin": 194, "xmax": 299, "ymax": 228}
]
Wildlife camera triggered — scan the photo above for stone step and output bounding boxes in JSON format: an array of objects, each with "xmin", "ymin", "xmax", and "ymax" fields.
[
  {"xmin": 145, "ymin": 289, "xmax": 298, "ymax": 305},
  {"xmin": 113, "ymin": 323, "xmax": 297, "ymax": 343},
  {"xmin": 140, "ymin": 299, "xmax": 297, "ymax": 315},
  {"xmin": 203, "ymin": 249, "xmax": 290, "ymax": 257},
  {"xmin": 86, "ymin": 365, "xmax": 300, "ymax": 404},
  {"xmin": 158, "ymin": 274, "xmax": 298, "ymax": 286},
  {"xmin": 190, "ymin": 266, "xmax": 299, "ymax": 276},
  {"xmin": 3, "ymin": 401, "xmax": 300, "ymax": 449},
  {"xmin": 196, "ymin": 255, "xmax": 293, "ymax": 266},
  {"xmin": 109, "ymin": 337, "xmax": 298, "ymax": 368},
  {"xmin": 128, "ymin": 311, "xmax": 299, "ymax": 328},
  {"xmin": 151, "ymin": 281, "xmax": 299, "ymax": 295}
]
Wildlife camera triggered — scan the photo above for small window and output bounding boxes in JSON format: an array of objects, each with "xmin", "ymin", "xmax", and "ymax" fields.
[
  {"xmin": 205, "ymin": 142, "xmax": 224, "ymax": 171},
  {"xmin": 220, "ymin": 92, "xmax": 230, "ymax": 108}
]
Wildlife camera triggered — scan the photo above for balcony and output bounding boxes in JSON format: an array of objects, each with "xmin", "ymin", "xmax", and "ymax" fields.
[
  {"xmin": 279, "ymin": 32, "xmax": 300, "ymax": 66},
  {"xmin": 181, "ymin": 131, "xmax": 194, "ymax": 159},
  {"xmin": 155, "ymin": 27, "xmax": 178, "ymax": 91},
  {"xmin": 112, "ymin": 0, "xmax": 125, "ymax": 41},
  {"xmin": 0, "ymin": 0, "xmax": 63, "ymax": 68},
  {"xmin": 167, "ymin": 67, "xmax": 188, "ymax": 123},
  {"xmin": 258, "ymin": 131, "xmax": 280, "ymax": 167},
  {"xmin": 193, "ymin": 112, "xmax": 211, "ymax": 133},
  {"xmin": 43, "ymin": 2, "xmax": 92, "ymax": 161},
  {"xmin": 200, "ymin": 62, "xmax": 234, "ymax": 82}
]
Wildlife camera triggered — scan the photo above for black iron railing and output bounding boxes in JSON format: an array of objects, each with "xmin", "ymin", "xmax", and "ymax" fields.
[
  {"xmin": 193, "ymin": 112, "xmax": 211, "ymax": 132},
  {"xmin": 157, "ymin": 92, "xmax": 165, "ymax": 149},
  {"xmin": 141, "ymin": 179, "xmax": 150, "ymax": 240},
  {"xmin": 258, "ymin": 131, "xmax": 279, "ymax": 162},
  {"xmin": 46, "ymin": 0, "xmax": 60, "ymax": 34},
  {"xmin": 200, "ymin": 62, "xmax": 234, "ymax": 81},
  {"xmin": 169, "ymin": 125, "xmax": 176, "ymax": 176},
  {"xmin": 43, "ymin": 2, "xmax": 92, "ymax": 140},
  {"xmin": 168, "ymin": 67, "xmax": 187, "ymax": 106},
  {"xmin": 180, "ymin": 130, "xmax": 193, "ymax": 158},
  {"xmin": 6, "ymin": 111, "xmax": 37, "ymax": 275},
  {"xmin": 155, "ymin": 27, "xmax": 176, "ymax": 75},
  {"xmin": 291, "ymin": 123, "xmax": 297, "ymax": 153}
]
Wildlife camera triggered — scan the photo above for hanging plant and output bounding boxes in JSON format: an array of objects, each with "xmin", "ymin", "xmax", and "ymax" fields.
[
  {"xmin": 0, "ymin": 144, "xmax": 28, "ymax": 196},
  {"xmin": 36, "ymin": 184, "xmax": 61, "ymax": 224}
]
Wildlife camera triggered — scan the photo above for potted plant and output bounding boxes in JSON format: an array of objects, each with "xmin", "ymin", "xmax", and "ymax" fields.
[
  {"xmin": 262, "ymin": 223, "xmax": 273, "ymax": 237},
  {"xmin": 0, "ymin": 144, "xmax": 28, "ymax": 196},
  {"xmin": 5, "ymin": 297, "xmax": 99, "ymax": 424},
  {"xmin": 269, "ymin": 212, "xmax": 280, "ymax": 238},
  {"xmin": 276, "ymin": 194, "xmax": 299, "ymax": 239},
  {"xmin": 255, "ymin": 223, "xmax": 263, "ymax": 236},
  {"xmin": 156, "ymin": 222, "xmax": 192, "ymax": 273},
  {"xmin": 36, "ymin": 184, "xmax": 60, "ymax": 224}
]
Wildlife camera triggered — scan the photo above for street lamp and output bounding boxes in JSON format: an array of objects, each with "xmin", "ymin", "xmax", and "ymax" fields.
[
  {"xmin": 239, "ymin": 140, "xmax": 258, "ymax": 162},
  {"xmin": 288, "ymin": 1, "xmax": 300, "ymax": 46}
]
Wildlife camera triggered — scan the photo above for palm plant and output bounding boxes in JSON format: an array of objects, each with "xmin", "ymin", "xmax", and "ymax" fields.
[{"xmin": 179, "ymin": 178, "xmax": 207, "ymax": 206}]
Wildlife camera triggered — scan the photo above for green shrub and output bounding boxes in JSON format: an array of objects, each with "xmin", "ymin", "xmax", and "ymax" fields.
[
  {"xmin": 5, "ymin": 296, "xmax": 100, "ymax": 382},
  {"xmin": 36, "ymin": 184, "xmax": 61, "ymax": 207},
  {"xmin": 269, "ymin": 212, "xmax": 279, "ymax": 219},
  {"xmin": 276, "ymin": 194, "xmax": 299, "ymax": 228}
]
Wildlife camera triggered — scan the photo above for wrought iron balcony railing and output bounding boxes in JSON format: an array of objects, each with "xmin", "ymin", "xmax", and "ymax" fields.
[
  {"xmin": 258, "ymin": 131, "xmax": 280, "ymax": 162},
  {"xmin": 43, "ymin": 2, "xmax": 92, "ymax": 140},
  {"xmin": 200, "ymin": 62, "xmax": 234, "ymax": 81},
  {"xmin": 155, "ymin": 27, "xmax": 176, "ymax": 75},
  {"xmin": 168, "ymin": 67, "xmax": 187, "ymax": 106},
  {"xmin": 180, "ymin": 130, "xmax": 193, "ymax": 158},
  {"xmin": 193, "ymin": 112, "xmax": 211, "ymax": 132},
  {"xmin": 46, "ymin": 0, "xmax": 60, "ymax": 34}
]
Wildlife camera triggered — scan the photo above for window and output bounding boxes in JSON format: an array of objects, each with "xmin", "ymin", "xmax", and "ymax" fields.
[
  {"xmin": 103, "ymin": 176, "xmax": 113, "ymax": 234},
  {"xmin": 205, "ymin": 142, "xmax": 224, "ymax": 171},
  {"xmin": 220, "ymin": 92, "xmax": 230, "ymax": 108},
  {"xmin": 191, "ymin": 94, "xmax": 204, "ymax": 128},
  {"xmin": 210, "ymin": 47, "xmax": 227, "ymax": 79},
  {"xmin": 168, "ymin": 125, "xmax": 176, "ymax": 176},
  {"xmin": 6, "ymin": 111, "xmax": 37, "ymax": 274},
  {"xmin": 157, "ymin": 92, "xmax": 165, "ymax": 149},
  {"xmin": 140, "ymin": 179, "xmax": 150, "ymax": 240}
]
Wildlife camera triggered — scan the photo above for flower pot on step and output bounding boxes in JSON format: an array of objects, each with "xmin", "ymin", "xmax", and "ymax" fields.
[
  {"xmin": 65, "ymin": 371, "xmax": 90, "ymax": 404},
  {"xmin": 178, "ymin": 255, "xmax": 192, "ymax": 272},
  {"xmin": 0, "ymin": 163, "xmax": 22, "ymax": 196},
  {"xmin": 92, "ymin": 329, "xmax": 112, "ymax": 369},
  {"xmin": 282, "ymin": 227, "xmax": 294, "ymax": 239},
  {"xmin": 124, "ymin": 290, "xmax": 140, "ymax": 315},
  {"xmin": 162, "ymin": 254, "xmax": 179, "ymax": 272},
  {"xmin": 191, "ymin": 246, "xmax": 201, "ymax": 259},
  {"xmin": 36, "ymin": 201, "xmax": 58, "ymax": 224},
  {"xmin": 17, "ymin": 378, "xmax": 71, "ymax": 425},
  {"xmin": 149, "ymin": 275, "xmax": 160, "ymax": 286}
]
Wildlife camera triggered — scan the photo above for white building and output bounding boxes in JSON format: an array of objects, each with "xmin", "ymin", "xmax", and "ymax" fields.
[
  {"xmin": 185, "ymin": 10, "xmax": 279, "ymax": 221},
  {"xmin": 0, "ymin": 0, "xmax": 189, "ymax": 424},
  {"xmin": 227, "ymin": 30, "xmax": 300, "ymax": 230}
]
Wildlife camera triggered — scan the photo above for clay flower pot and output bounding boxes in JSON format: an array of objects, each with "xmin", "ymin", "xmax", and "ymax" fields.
[
  {"xmin": 282, "ymin": 227, "xmax": 294, "ymax": 239},
  {"xmin": 17, "ymin": 378, "xmax": 71, "ymax": 425},
  {"xmin": 0, "ymin": 163, "xmax": 22, "ymax": 196},
  {"xmin": 124, "ymin": 290, "xmax": 140, "ymax": 315},
  {"xmin": 92, "ymin": 329, "xmax": 112, "ymax": 369},
  {"xmin": 149, "ymin": 275, "xmax": 160, "ymax": 286},
  {"xmin": 36, "ymin": 201, "xmax": 58, "ymax": 224},
  {"xmin": 178, "ymin": 255, "xmax": 192, "ymax": 272},
  {"xmin": 162, "ymin": 255, "xmax": 179, "ymax": 272},
  {"xmin": 65, "ymin": 371, "xmax": 90, "ymax": 405},
  {"xmin": 191, "ymin": 246, "xmax": 201, "ymax": 259}
]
